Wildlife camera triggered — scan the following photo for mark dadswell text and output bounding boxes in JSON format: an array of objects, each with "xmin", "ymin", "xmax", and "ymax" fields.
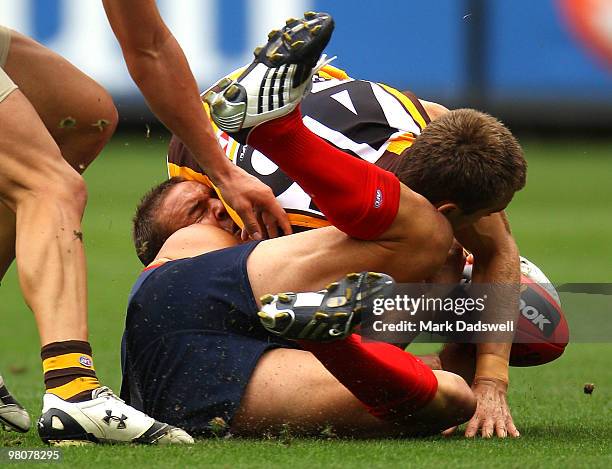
[{"xmin": 372, "ymin": 320, "xmax": 515, "ymax": 333}]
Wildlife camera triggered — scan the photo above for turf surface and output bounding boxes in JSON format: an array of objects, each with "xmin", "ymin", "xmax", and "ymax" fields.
[{"xmin": 1, "ymin": 136, "xmax": 611, "ymax": 468}]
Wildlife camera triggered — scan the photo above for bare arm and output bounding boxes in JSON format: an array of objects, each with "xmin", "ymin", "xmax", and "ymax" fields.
[
  {"xmin": 456, "ymin": 212, "xmax": 519, "ymax": 380},
  {"xmin": 103, "ymin": 0, "xmax": 231, "ymax": 180},
  {"xmin": 102, "ymin": 0, "xmax": 290, "ymax": 239},
  {"xmin": 415, "ymin": 95, "xmax": 512, "ymax": 395},
  {"xmin": 454, "ymin": 211, "xmax": 521, "ymax": 438}
]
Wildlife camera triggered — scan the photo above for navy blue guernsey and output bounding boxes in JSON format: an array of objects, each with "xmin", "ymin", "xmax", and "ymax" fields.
[{"xmin": 119, "ymin": 242, "xmax": 295, "ymax": 435}]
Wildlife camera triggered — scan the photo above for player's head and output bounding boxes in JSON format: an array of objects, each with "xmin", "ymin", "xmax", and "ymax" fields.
[
  {"xmin": 395, "ymin": 108, "xmax": 526, "ymax": 228},
  {"xmin": 133, "ymin": 177, "xmax": 237, "ymax": 264}
]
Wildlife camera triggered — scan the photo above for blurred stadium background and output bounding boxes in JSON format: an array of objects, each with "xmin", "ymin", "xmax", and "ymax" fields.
[{"xmin": 0, "ymin": 0, "xmax": 611, "ymax": 466}]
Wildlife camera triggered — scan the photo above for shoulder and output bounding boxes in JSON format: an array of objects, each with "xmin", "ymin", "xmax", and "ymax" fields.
[{"xmin": 155, "ymin": 224, "xmax": 239, "ymax": 261}]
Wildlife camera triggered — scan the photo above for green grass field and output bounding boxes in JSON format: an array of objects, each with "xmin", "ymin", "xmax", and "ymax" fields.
[{"xmin": 1, "ymin": 135, "xmax": 611, "ymax": 468}]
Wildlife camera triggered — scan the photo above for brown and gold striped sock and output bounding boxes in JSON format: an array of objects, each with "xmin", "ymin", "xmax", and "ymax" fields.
[{"xmin": 41, "ymin": 340, "xmax": 100, "ymax": 402}]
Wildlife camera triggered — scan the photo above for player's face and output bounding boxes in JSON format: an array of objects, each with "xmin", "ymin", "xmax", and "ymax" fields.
[{"xmin": 158, "ymin": 181, "xmax": 239, "ymax": 237}]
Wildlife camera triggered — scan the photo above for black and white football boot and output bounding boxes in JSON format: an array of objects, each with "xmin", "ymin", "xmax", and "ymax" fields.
[
  {"xmin": 0, "ymin": 374, "xmax": 31, "ymax": 433},
  {"xmin": 203, "ymin": 11, "xmax": 335, "ymax": 143},
  {"xmin": 258, "ymin": 272, "xmax": 395, "ymax": 342},
  {"xmin": 37, "ymin": 387, "xmax": 193, "ymax": 445}
]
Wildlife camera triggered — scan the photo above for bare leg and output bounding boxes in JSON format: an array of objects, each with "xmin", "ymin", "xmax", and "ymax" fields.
[
  {"xmin": 231, "ymin": 348, "xmax": 474, "ymax": 437},
  {"xmin": 0, "ymin": 82, "xmax": 195, "ymax": 440},
  {"xmin": 0, "ymin": 29, "xmax": 117, "ymax": 295},
  {"xmin": 3, "ymin": 30, "xmax": 117, "ymax": 171},
  {"xmin": 0, "ymin": 90, "xmax": 89, "ymax": 345},
  {"xmin": 247, "ymin": 185, "xmax": 451, "ymax": 304},
  {"xmin": 240, "ymin": 208, "xmax": 476, "ymax": 433},
  {"xmin": 0, "ymin": 202, "xmax": 15, "ymax": 280}
]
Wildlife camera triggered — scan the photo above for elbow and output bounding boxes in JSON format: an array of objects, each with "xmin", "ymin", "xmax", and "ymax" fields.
[
  {"xmin": 123, "ymin": 49, "xmax": 158, "ymax": 86},
  {"xmin": 121, "ymin": 30, "xmax": 171, "ymax": 84}
]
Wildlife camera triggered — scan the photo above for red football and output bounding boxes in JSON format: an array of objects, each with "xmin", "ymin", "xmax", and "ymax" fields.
[{"xmin": 509, "ymin": 258, "xmax": 570, "ymax": 367}]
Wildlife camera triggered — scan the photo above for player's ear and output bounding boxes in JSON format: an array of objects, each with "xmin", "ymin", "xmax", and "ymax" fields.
[
  {"xmin": 435, "ymin": 202, "xmax": 460, "ymax": 217},
  {"xmin": 210, "ymin": 198, "xmax": 228, "ymax": 220}
]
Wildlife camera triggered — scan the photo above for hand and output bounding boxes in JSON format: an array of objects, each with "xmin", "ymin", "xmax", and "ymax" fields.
[
  {"xmin": 214, "ymin": 166, "xmax": 292, "ymax": 240},
  {"xmin": 445, "ymin": 377, "xmax": 519, "ymax": 438}
]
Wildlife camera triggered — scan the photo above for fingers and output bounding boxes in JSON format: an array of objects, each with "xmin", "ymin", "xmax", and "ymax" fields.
[
  {"xmin": 442, "ymin": 426, "xmax": 457, "ymax": 437},
  {"xmin": 239, "ymin": 208, "xmax": 263, "ymax": 241},
  {"xmin": 262, "ymin": 211, "xmax": 279, "ymax": 239},
  {"xmin": 506, "ymin": 418, "xmax": 520, "ymax": 438},
  {"xmin": 250, "ymin": 178, "xmax": 289, "ymax": 238},
  {"xmin": 240, "ymin": 208, "xmax": 287, "ymax": 241},
  {"xmin": 464, "ymin": 419, "xmax": 519, "ymax": 439},
  {"xmin": 216, "ymin": 169, "xmax": 291, "ymax": 239},
  {"xmin": 494, "ymin": 418, "xmax": 507, "ymax": 438},
  {"xmin": 464, "ymin": 411, "xmax": 494, "ymax": 438},
  {"xmin": 264, "ymin": 198, "xmax": 292, "ymax": 236},
  {"xmin": 481, "ymin": 418, "xmax": 495, "ymax": 438},
  {"xmin": 277, "ymin": 210, "xmax": 293, "ymax": 236},
  {"xmin": 464, "ymin": 410, "xmax": 518, "ymax": 438},
  {"xmin": 249, "ymin": 190, "xmax": 291, "ymax": 239},
  {"xmin": 464, "ymin": 416, "xmax": 480, "ymax": 438},
  {"xmin": 462, "ymin": 383, "xmax": 519, "ymax": 439}
]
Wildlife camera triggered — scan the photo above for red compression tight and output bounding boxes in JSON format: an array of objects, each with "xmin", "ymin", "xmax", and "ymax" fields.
[
  {"xmin": 298, "ymin": 334, "xmax": 438, "ymax": 419},
  {"xmin": 248, "ymin": 108, "xmax": 400, "ymax": 239}
]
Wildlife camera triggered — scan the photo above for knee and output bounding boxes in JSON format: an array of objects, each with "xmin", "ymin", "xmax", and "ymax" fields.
[
  {"xmin": 84, "ymin": 86, "xmax": 118, "ymax": 150},
  {"xmin": 449, "ymin": 375, "xmax": 477, "ymax": 423},
  {"xmin": 53, "ymin": 163, "xmax": 87, "ymax": 211},
  {"xmin": 95, "ymin": 88, "xmax": 118, "ymax": 138},
  {"xmin": 61, "ymin": 168, "xmax": 88, "ymax": 211},
  {"xmin": 29, "ymin": 157, "xmax": 88, "ymax": 213},
  {"xmin": 56, "ymin": 85, "xmax": 118, "ymax": 172},
  {"xmin": 434, "ymin": 370, "xmax": 477, "ymax": 426}
]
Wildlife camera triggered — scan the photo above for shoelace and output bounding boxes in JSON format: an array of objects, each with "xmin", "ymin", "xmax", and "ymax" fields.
[
  {"xmin": 313, "ymin": 54, "xmax": 337, "ymax": 74},
  {"xmin": 92, "ymin": 386, "xmax": 125, "ymax": 403}
]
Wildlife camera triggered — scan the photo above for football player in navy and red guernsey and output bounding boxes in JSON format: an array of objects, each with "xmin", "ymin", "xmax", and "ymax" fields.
[{"xmin": 163, "ymin": 63, "xmax": 527, "ymax": 438}]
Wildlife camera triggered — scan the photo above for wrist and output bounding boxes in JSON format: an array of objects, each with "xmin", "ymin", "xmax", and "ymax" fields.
[
  {"xmin": 205, "ymin": 157, "xmax": 236, "ymax": 186},
  {"xmin": 188, "ymin": 123, "xmax": 235, "ymax": 184},
  {"xmin": 473, "ymin": 376, "xmax": 508, "ymax": 392},
  {"xmin": 474, "ymin": 353, "xmax": 509, "ymax": 384}
]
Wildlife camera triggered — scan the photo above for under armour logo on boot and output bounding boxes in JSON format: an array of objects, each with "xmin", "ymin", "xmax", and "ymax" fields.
[{"xmin": 103, "ymin": 410, "xmax": 128, "ymax": 429}]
